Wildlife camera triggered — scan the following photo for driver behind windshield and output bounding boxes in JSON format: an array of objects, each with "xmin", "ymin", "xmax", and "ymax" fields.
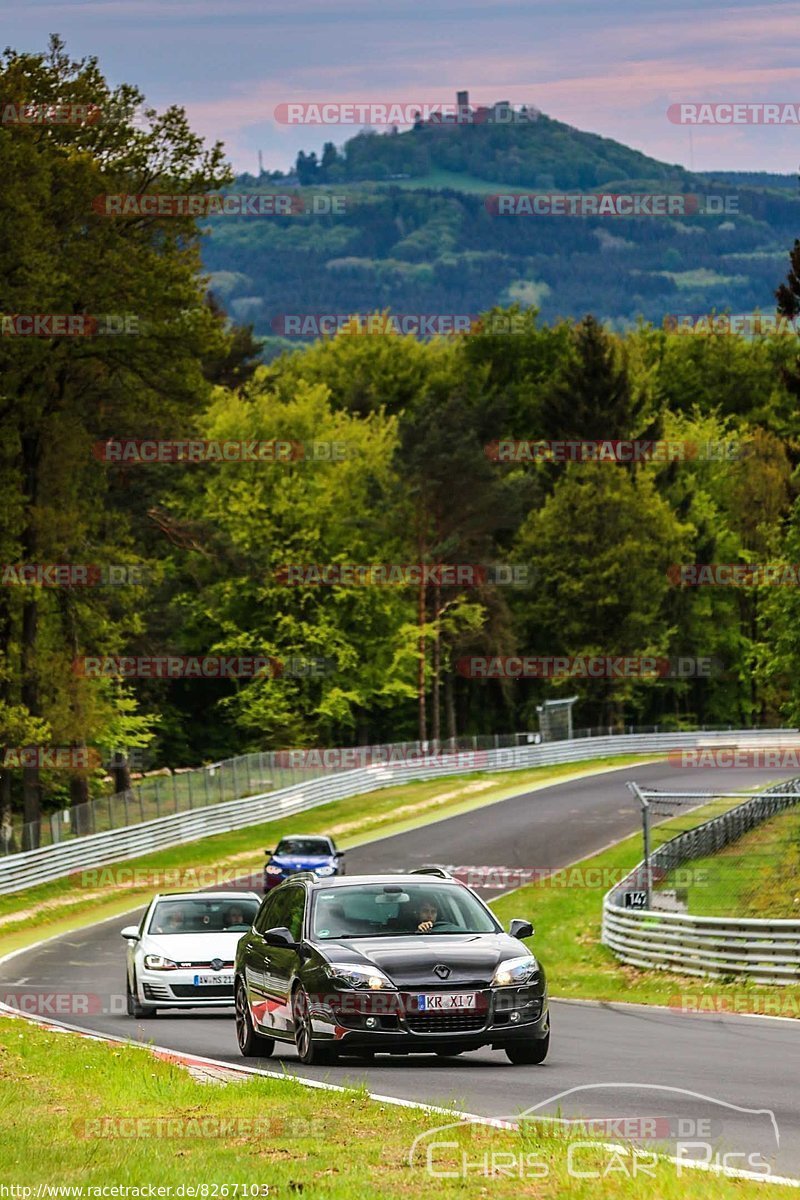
[{"xmin": 415, "ymin": 898, "xmax": 439, "ymax": 933}]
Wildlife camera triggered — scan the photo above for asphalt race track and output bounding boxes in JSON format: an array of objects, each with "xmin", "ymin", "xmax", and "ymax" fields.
[{"xmin": 4, "ymin": 760, "xmax": 800, "ymax": 1177}]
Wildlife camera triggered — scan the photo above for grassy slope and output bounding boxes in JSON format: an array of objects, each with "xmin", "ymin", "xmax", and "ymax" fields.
[
  {"xmin": 662, "ymin": 804, "xmax": 800, "ymax": 918},
  {"xmin": 0, "ymin": 1014, "xmax": 794, "ymax": 1196}
]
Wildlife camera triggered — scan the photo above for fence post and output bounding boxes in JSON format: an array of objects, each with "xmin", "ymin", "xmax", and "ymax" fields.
[
  {"xmin": 187, "ymin": 770, "xmax": 193, "ymax": 811},
  {"xmin": 232, "ymin": 757, "xmax": 239, "ymax": 800},
  {"xmin": 628, "ymin": 782, "xmax": 651, "ymax": 908}
]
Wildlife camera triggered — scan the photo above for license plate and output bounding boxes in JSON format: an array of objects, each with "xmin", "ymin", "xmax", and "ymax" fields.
[
  {"xmin": 193, "ymin": 974, "xmax": 234, "ymax": 986},
  {"xmin": 416, "ymin": 992, "xmax": 476, "ymax": 1011}
]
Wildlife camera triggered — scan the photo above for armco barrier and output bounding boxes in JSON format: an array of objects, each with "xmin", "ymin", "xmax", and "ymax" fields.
[
  {"xmin": 0, "ymin": 728, "xmax": 792, "ymax": 896},
  {"xmin": 602, "ymin": 775, "xmax": 800, "ymax": 984}
]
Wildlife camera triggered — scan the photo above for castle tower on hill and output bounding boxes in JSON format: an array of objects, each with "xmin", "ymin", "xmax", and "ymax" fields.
[{"xmin": 420, "ymin": 91, "xmax": 524, "ymax": 128}]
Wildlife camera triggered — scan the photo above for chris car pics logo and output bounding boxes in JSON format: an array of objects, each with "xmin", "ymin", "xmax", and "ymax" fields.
[{"xmin": 408, "ymin": 1084, "xmax": 779, "ymax": 1181}]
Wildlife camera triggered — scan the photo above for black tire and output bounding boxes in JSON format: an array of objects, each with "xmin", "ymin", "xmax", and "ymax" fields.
[
  {"xmin": 292, "ymin": 986, "xmax": 338, "ymax": 1065},
  {"xmin": 235, "ymin": 980, "xmax": 275, "ymax": 1057},
  {"xmin": 505, "ymin": 1032, "xmax": 549, "ymax": 1065},
  {"xmin": 127, "ymin": 972, "xmax": 157, "ymax": 1019}
]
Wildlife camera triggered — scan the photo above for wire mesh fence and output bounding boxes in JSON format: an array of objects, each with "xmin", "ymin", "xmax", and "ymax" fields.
[{"xmin": 610, "ymin": 777, "xmax": 800, "ymax": 916}]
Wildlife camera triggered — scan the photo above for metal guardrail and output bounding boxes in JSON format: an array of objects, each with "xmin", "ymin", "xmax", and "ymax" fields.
[
  {"xmin": 602, "ymin": 776, "xmax": 800, "ymax": 984},
  {"xmin": 0, "ymin": 727, "xmax": 792, "ymax": 896}
]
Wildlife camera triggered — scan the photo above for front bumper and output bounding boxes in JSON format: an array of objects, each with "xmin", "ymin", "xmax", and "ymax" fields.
[
  {"xmin": 138, "ymin": 967, "xmax": 235, "ymax": 1008},
  {"xmin": 264, "ymin": 867, "xmax": 338, "ymax": 890},
  {"xmin": 308, "ymin": 985, "xmax": 549, "ymax": 1052}
]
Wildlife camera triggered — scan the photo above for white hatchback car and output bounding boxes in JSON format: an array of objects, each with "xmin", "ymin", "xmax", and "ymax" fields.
[{"xmin": 122, "ymin": 890, "xmax": 261, "ymax": 1017}]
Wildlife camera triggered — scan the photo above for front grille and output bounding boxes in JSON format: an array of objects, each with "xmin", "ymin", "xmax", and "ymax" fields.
[
  {"xmin": 170, "ymin": 985, "xmax": 234, "ymax": 999},
  {"xmin": 183, "ymin": 961, "xmax": 234, "ymax": 969},
  {"xmin": 406, "ymin": 1011, "xmax": 486, "ymax": 1033}
]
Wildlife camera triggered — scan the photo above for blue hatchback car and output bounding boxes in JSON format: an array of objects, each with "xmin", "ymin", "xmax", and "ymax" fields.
[{"xmin": 264, "ymin": 835, "xmax": 345, "ymax": 891}]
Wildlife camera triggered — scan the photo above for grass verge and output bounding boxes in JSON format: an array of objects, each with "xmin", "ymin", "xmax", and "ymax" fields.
[
  {"xmin": 0, "ymin": 755, "xmax": 658, "ymax": 957},
  {"xmin": 490, "ymin": 788, "xmax": 800, "ymax": 1017},
  {"xmin": 661, "ymin": 803, "xmax": 800, "ymax": 918},
  {"xmin": 0, "ymin": 1013, "xmax": 794, "ymax": 1195}
]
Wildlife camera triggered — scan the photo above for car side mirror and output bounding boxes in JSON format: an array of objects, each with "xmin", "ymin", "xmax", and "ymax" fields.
[
  {"xmin": 335, "ymin": 850, "xmax": 345, "ymax": 858},
  {"xmin": 120, "ymin": 926, "xmax": 140, "ymax": 941},
  {"xmin": 263, "ymin": 926, "xmax": 298, "ymax": 949},
  {"xmin": 263, "ymin": 849, "xmax": 274, "ymax": 856},
  {"xmin": 509, "ymin": 919, "xmax": 534, "ymax": 940}
]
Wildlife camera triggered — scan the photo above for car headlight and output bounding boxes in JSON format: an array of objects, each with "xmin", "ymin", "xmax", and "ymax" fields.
[
  {"xmin": 325, "ymin": 963, "xmax": 396, "ymax": 990},
  {"xmin": 143, "ymin": 954, "xmax": 179, "ymax": 971},
  {"xmin": 491, "ymin": 955, "xmax": 540, "ymax": 987},
  {"xmin": 314, "ymin": 865, "xmax": 336, "ymax": 877},
  {"xmin": 265, "ymin": 865, "xmax": 283, "ymax": 875}
]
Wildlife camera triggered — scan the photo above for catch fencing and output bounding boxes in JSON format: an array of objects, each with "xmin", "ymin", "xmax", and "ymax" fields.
[{"xmin": 603, "ymin": 776, "xmax": 800, "ymax": 984}]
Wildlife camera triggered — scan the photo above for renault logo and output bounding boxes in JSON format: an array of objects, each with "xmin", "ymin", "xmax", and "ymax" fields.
[
  {"xmin": 210, "ymin": 958, "xmax": 224, "ymax": 972},
  {"xmin": 434, "ymin": 964, "xmax": 451, "ymax": 980}
]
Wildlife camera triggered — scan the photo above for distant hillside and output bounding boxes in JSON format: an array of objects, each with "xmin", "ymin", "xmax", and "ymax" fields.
[
  {"xmin": 703, "ymin": 171, "xmax": 797, "ymax": 192},
  {"xmin": 294, "ymin": 110, "xmax": 696, "ymax": 190},
  {"xmin": 203, "ymin": 105, "xmax": 800, "ymax": 354}
]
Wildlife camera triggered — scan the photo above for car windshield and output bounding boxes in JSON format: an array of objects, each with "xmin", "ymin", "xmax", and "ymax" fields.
[
  {"xmin": 148, "ymin": 898, "xmax": 258, "ymax": 935},
  {"xmin": 311, "ymin": 883, "xmax": 499, "ymax": 939},
  {"xmin": 275, "ymin": 838, "xmax": 331, "ymax": 856}
]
